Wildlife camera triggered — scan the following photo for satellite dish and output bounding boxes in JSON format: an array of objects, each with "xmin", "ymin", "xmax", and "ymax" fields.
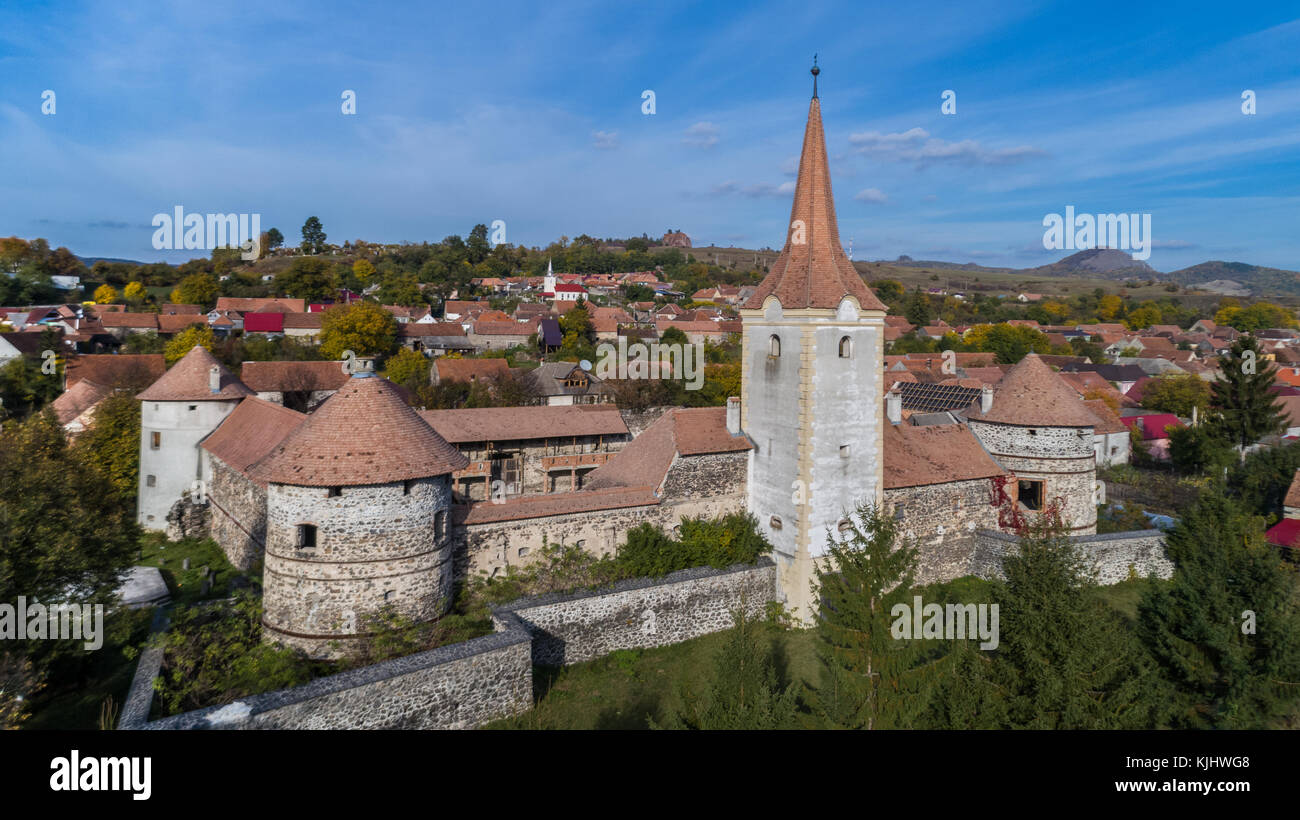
[{"xmin": 579, "ymin": 359, "xmax": 592, "ymax": 371}]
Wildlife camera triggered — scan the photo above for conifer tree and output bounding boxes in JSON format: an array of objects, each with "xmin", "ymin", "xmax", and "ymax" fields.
[
  {"xmin": 1212, "ymin": 335, "xmax": 1287, "ymax": 454},
  {"xmin": 654, "ymin": 607, "xmax": 797, "ymax": 730},
  {"xmin": 988, "ymin": 516, "xmax": 1168, "ymax": 729},
  {"xmin": 811, "ymin": 503, "xmax": 934, "ymax": 729},
  {"xmin": 1137, "ymin": 494, "xmax": 1300, "ymax": 728}
]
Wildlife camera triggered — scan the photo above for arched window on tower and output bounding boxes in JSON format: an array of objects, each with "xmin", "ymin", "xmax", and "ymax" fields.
[
  {"xmin": 839, "ymin": 336, "xmax": 852, "ymax": 358},
  {"xmin": 769, "ymin": 335, "xmax": 781, "ymax": 357}
]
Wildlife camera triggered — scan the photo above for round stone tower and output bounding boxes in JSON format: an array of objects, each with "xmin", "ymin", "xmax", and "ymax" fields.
[
  {"xmin": 250, "ymin": 371, "xmax": 469, "ymax": 658},
  {"xmin": 966, "ymin": 353, "xmax": 1098, "ymax": 534}
]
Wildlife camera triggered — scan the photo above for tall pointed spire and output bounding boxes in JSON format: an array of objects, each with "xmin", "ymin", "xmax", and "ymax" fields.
[{"xmin": 743, "ymin": 63, "xmax": 885, "ymax": 311}]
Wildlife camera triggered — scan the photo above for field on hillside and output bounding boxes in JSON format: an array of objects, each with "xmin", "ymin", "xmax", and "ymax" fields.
[{"xmin": 854, "ymin": 261, "xmax": 1233, "ymax": 312}]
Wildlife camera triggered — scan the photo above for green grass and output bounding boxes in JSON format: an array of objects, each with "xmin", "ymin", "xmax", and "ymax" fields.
[
  {"xmin": 22, "ymin": 534, "xmax": 247, "ymax": 729},
  {"xmin": 23, "ymin": 608, "xmax": 153, "ymax": 730},
  {"xmin": 1093, "ymin": 577, "xmax": 1151, "ymax": 621},
  {"xmin": 136, "ymin": 533, "xmax": 250, "ymax": 606},
  {"xmin": 484, "ymin": 573, "xmax": 1157, "ymax": 730},
  {"xmin": 484, "ymin": 624, "xmax": 819, "ymax": 730}
]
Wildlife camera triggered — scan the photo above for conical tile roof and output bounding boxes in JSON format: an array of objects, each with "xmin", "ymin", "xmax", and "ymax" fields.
[
  {"xmin": 136, "ymin": 346, "xmax": 252, "ymax": 401},
  {"xmin": 743, "ymin": 89, "xmax": 885, "ymax": 312},
  {"xmin": 248, "ymin": 372, "xmax": 468, "ymax": 486},
  {"xmin": 965, "ymin": 353, "xmax": 1099, "ymax": 427}
]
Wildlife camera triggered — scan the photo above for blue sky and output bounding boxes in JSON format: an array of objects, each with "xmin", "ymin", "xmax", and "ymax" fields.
[{"xmin": 2, "ymin": 0, "xmax": 1299, "ymax": 271}]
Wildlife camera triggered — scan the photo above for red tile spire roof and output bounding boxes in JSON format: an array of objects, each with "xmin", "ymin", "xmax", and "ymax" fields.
[
  {"xmin": 248, "ymin": 372, "xmax": 468, "ymax": 486},
  {"xmin": 136, "ymin": 346, "xmax": 252, "ymax": 402},
  {"xmin": 966, "ymin": 353, "xmax": 1100, "ymax": 427},
  {"xmin": 743, "ymin": 67, "xmax": 886, "ymax": 312}
]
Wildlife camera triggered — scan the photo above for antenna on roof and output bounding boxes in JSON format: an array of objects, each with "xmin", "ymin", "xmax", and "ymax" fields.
[{"xmin": 811, "ymin": 54, "xmax": 820, "ymax": 99}]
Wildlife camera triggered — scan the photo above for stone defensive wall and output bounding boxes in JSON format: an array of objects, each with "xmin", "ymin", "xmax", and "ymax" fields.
[
  {"xmin": 971, "ymin": 528, "xmax": 1173, "ymax": 583},
  {"xmin": 119, "ymin": 558, "xmax": 777, "ymax": 730}
]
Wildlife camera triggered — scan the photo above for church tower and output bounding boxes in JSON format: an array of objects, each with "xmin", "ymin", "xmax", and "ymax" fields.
[{"xmin": 739, "ymin": 61, "xmax": 889, "ymax": 621}]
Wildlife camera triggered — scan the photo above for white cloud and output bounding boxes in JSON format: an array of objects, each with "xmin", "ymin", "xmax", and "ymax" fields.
[
  {"xmin": 592, "ymin": 130, "xmax": 619, "ymax": 150},
  {"xmin": 683, "ymin": 121, "xmax": 720, "ymax": 148},
  {"xmin": 854, "ymin": 187, "xmax": 889, "ymax": 204},
  {"xmin": 848, "ymin": 127, "xmax": 1044, "ymax": 167}
]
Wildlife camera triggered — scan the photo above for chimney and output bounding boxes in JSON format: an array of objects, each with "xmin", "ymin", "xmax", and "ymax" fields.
[
  {"xmin": 980, "ymin": 385, "xmax": 993, "ymax": 414},
  {"xmin": 886, "ymin": 388, "xmax": 902, "ymax": 425},
  {"xmin": 209, "ymin": 365, "xmax": 221, "ymax": 394},
  {"xmin": 726, "ymin": 396, "xmax": 741, "ymax": 435}
]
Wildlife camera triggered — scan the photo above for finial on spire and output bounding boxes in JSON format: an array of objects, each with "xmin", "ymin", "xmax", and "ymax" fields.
[{"xmin": 811, "ymin": 54, "xmax": 820, "ymax": 99}]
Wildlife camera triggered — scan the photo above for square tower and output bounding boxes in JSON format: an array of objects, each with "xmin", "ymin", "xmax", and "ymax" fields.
[{"xmin": 739, "ymin": 77, "xmax": 889, "ymax": 621}]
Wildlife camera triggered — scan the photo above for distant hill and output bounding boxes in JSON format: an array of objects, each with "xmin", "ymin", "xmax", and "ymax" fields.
[
  {"xmin": 77, "ymin": 256, "xmax": 163, "ymax": 267},
  {"xmin": 1163, "ymin": 261, "xmax": 1300, "ymax": 298},
  {"xmin": 1021, "ymin": 248, "xmax": 1156, "ymax": 277},
  {"xmin": 882, "ymin": 255, "xmax": 1012, "ymax": 273}
]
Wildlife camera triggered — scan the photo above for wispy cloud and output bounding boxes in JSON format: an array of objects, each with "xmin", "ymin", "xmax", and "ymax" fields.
[
  {"xmin": 848, "ymin": 127, "xmax": 1045, "ymax": 168},
  {"xmin": 854, "ymin": 187, "xmax": 889, "ymax": 204},
  {"xmin": 592, "ymin": 130, "xmax": 619, "ymax": 150},
  {"xmin": 705, "ymin": 180, "xmax": 795, "ymax": 199},
  {"xmin": 683, "ymin": 121, "xmax": 720, "ymax": 149}
]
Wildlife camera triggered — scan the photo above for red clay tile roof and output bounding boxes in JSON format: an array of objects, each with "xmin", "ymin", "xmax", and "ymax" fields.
[
  {"xmin": 455, "ymin": 486, "xmax": 660, "ymax": 525},
  {"xmin": 157, "ymin": 314, "xmax": 208, "ymax": 333},
  {"xmin": 215, "ymin": 297, "xmax": 305, "ymax": 313},
  {"xmin": 52, "ymin": 379, "xmax": 111, "ymax": 425},
  {"xmin": 883, "ymin": 422, "xmax": 1007, "ymax": 489},
  {"xmin": 1285, "ymin": 470, "xmax": 1300, "ymax": 508},
  {"xmin": 584, "ymin": 407, "xmax": 750, "ymax": 493},
  {"xmin": 65, "ymin": 354, "xmax": 165, "ymax": 389},
  {"xmin": 966, "ymin": 353, "xmax": 1100, "ymax": 427},
  {"xmin": 743, "ymin": 97, "xmax": 886, "ymax": 313},
  {"xmin": 399, "ymin": 322, "xmax": 467, "ymax": 337},
  {"xmin": 433, "ymin": 358, "xmax": 509, "ymax": 383},
  {"xmin": 200, "ymin": 397, "xmax": 305, "ymax": 484},
  {"xmin": 473, "ymin": 320, "xmax": 532, "ymax": 335},
  {"xmin": 282, "ymin": 312, "xmax": 323, "ymax": 329},
  {"xmin": 419, "ymin": 405, "xmax": 628, "ymax": 443},
  {"xmin": 136, "ymin": 346, "xmax": 253, "ymax": 401},
  {"xmin": 1082, "ymin": 399, "xmax": 1126, "ymax": 434},
  {"xmin": 98, "ymin": 312, "xmax": 159, "ymax": 329},
  {"xmin": 240, "ymin": 360, "xmax": 351, "ymax": 393},
  {"xmin": 249, "ymin": 373, "xmax": 467, "ymax": 485}
]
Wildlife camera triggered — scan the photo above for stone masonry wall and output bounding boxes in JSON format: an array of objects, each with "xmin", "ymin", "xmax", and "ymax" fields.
[
  {"xmin": 455, "ymin": 451, "xmax": 747, "ymax": 579},
  {"xmin": 972, "ymin": 528, "xmax": 1173, "ymax": 583},
  {"xmin": 261, "ymin": 476, "xmax": 455, "ymax": 657},
  {"xmin": 500, "ymin": 558, "xmax": 777, "ymax": 666},
  {"xmin": 885, "ymin": 477, "xmax": 1002, "ymax": 585},
  {"xmin": 969, "ymin": 421, "xmax": 1097, "ymax": 534},
  {"xmin": 121, "ymin": 560, "xmax": 775, "ymax": 730},
  {"xmin": 207, "ymin": 456, "xmax": 267, "ymax": 570},
  {"xmin": 123, "ymin": 614, "xmax": 534, "ymax": 730}
]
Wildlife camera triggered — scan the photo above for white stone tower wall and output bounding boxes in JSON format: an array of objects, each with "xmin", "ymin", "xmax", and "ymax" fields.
[
  {"xmin": 741, "ymin": 298, "xmax": 886, "ymax": 620},
  {"xmin": 137, "ymin": 399, "xmax": 240, "ymax": 530}
]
